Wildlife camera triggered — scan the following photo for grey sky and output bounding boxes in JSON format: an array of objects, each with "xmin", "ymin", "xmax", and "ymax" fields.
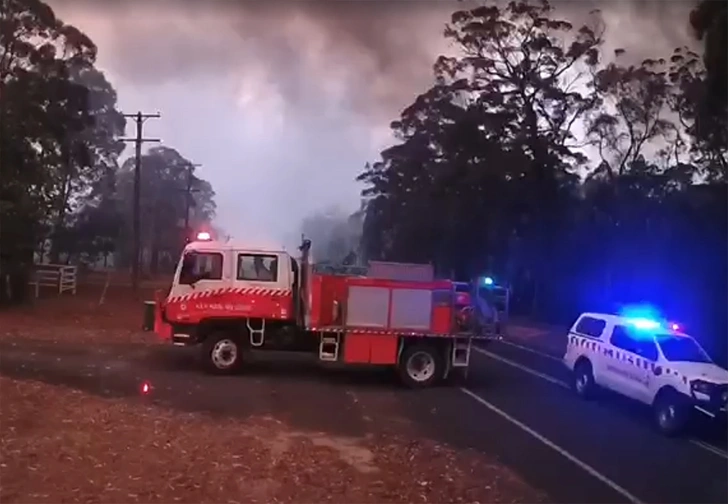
[{"xmin": 47, "ymin": 0, "xmax": 696, "ymax": 250}]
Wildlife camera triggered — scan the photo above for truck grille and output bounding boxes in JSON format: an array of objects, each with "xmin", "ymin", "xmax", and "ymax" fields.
[{"xmin": 713, "ymin": 384, "xmax": 728, "ymax": 407}]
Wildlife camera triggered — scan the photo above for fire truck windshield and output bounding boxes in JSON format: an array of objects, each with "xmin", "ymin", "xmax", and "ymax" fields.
[{"xmin": 179, "ymin": 251, "xmax": 223, "ymax": 284}]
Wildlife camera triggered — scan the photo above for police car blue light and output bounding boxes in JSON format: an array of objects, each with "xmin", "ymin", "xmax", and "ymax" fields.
[
  {"xmin": 481, "ymin": 276, "xmax": 494, "ymax": 286},
  {"xmin": 626, "ymin": 318, "xmax": 661, "ymax": 330}
]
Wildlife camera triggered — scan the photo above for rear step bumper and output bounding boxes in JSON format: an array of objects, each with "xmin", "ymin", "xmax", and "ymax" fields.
[{"xmin": 172, "ymin": 333, "xmax": 194, "ymax": 346}]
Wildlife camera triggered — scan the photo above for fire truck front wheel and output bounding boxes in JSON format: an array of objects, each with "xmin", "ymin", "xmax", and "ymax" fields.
[
  {"xmin": 398, "ymin": 343, "xmax": 444, "ymax": 389},
  {"xmin": 202, "ymin": 333, "xmax": 243, "ymax": 375}
]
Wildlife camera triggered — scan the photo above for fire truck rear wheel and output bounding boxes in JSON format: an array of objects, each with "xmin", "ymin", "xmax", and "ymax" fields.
[
  {"xmin": 398, "ymin": 343, "xmax": 444, "ymax": 389},
  {"xmin": 202, "ymin": 332, "xmax": 243, "ymax": 375}
]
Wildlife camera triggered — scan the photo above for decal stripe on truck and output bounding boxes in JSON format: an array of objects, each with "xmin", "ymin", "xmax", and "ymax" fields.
[{"xmin": 168, "ymin": 287, "xmax": 292, "ymax": 303}]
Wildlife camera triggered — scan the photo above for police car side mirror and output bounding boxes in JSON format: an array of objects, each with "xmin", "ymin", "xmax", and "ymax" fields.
[{"xmin": 652, "ymin": 366, "xmax": 663, "ymax": 376}]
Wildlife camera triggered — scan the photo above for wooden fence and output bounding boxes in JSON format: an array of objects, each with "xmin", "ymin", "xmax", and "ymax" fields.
[{"xmin": 29, "ymin": 264, "xmax": 78, "ymax": 298}]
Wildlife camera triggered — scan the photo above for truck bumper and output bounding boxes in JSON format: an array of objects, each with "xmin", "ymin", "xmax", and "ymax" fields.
[
  {"xmin": 694, "ymin": 403, "xmax": 728, "ymax": 420},
  {"xmin": 691, "ymin": 392, "xmax": 728, "ymax": 422},
  {"xmin": 149, "ymin": 290, "xmax": 172, "ymax": 342}
]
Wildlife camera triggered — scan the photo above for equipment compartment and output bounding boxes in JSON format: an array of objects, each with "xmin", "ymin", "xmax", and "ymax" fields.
[{"xmin": 341, "ymin": 278, "xmax": 453, "ymax": 333}]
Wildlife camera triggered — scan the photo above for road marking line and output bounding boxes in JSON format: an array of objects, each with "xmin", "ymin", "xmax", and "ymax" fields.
[
  {"xmin": 459, "ymin": 387, "xmax": 644, "ymax": 504},
  {"xmin": 473, "ymin": 346, "xmax": 570, "ymax": 389},
  {"xmin": 473, "ymin": 346, "xmax": 728, "ymax": 461},
  {"xmin": 689, "ymin": 439, "xmax": 728, "ymax": 459},
  {"xmin": 494, "ymin": 339, "xmax": 563, "ymax": 362}
]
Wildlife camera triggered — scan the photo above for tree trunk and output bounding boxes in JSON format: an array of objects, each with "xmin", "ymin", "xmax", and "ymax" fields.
[
  {"xmin": 150, "ymin": 243, "xmax": 160, "ymax": 275},
  {"xmin": 149, "ymin": 211, "xmax": 160, "ymax": 275},
  {"xmin": 524, "ymin": 103, "xmax": 560, "ymax": 319},
  {"xmin": 49, "ymin": 154, "xmax": 74, "ymax": 264},
  {"xmin": 0, "ymin": 252, "xmax": 32, "ymax": 306}
]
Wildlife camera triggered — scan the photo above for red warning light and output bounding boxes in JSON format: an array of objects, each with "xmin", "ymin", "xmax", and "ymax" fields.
[{"xmin": 140, "ymin": 381, "xmax": 152, "ymax": 395}]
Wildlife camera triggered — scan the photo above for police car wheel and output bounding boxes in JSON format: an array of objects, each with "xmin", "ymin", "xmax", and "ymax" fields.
[
  {"xmin": 573, "ymin": 360, "xmax": 596, "ymax": 399},
  {"xmin": 399, "ymin": 343, "xmax": 443, "ymax": 389},
  {"xmin": 653, "ymin": 390, "xmax": 689, "ymax": 437},
  {"xmin": 202, "ymin": 333, "xmax": 243, "ymax": 375}
]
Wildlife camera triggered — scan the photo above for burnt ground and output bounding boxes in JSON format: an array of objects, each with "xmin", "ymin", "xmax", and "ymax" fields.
[
  {"xmin": 0, "ymin": 285, "xmax": 546, "ymax": 503},
  {"xmin": 4, "ymin": 284, "xmax": 725, "ymax": 504}
]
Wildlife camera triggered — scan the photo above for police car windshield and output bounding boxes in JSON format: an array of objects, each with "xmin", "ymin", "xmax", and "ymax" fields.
[{"xmin": 656, "ymin": 335, "xmax": 712, "ymax": 364}]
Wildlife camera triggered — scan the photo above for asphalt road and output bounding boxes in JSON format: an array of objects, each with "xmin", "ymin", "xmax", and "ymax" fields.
[
  {"xmin": 464, "ymin": 339, "xmax": 728, "ymax": 504},
  {"xmin": 1, "ymin": 334, "xmax": 726, "ymax": 504}
]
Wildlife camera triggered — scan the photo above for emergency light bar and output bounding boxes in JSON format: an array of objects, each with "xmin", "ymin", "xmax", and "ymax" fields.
[
  {"xmin": 627, "ymin": 318, "xmax": 661, "ymax": 330},
  {"xmin": 624, "ymin": 317, "xmax": 684, "ymax": 333},
  {"xmin": 196, "ymin": 231, "xmax": 211, "ymax": 241}
]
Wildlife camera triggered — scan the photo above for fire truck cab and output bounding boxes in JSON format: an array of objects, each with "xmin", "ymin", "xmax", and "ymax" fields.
[{"xmin": 148, "ymin": 234, "xmax": 505, "ymax": 388}]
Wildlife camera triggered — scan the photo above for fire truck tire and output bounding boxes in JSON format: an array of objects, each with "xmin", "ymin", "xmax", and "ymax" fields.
[
  {"xmin": 398, "ymin": 343, "xmax": 444, "ymax": 389},
  {"xmin": 202, "ymin": 332, "xmax": 243, "ymax": 375}
]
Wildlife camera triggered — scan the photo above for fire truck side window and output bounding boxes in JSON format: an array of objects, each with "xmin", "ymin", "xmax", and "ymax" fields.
[
  {"xmin": 180, "ymin": 252, "xmax": 223, "ymax": 283},
  {"xmin": 237, "ymin": 254, "xmax": 279, "ymax": 282}
]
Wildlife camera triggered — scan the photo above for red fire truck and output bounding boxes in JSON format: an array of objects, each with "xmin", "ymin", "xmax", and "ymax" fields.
[{"xmin": 146, "ymin": 233, "xmax": 506, "ymax": 387}]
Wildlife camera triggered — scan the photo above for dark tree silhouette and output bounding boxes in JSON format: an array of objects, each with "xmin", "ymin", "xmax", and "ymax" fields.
[{"xmin": 358, "ymin": 0, "xmax": 727, "ymax": 362}]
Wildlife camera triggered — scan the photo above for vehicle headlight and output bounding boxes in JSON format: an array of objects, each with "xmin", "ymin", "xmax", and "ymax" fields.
[{"xmin": 690, "ymin": 380, "xmax": 716, "ymax": 395}]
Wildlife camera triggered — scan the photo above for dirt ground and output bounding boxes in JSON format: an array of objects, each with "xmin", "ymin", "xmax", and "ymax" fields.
[
  {"xmin": 0, "ymin": 283, "xmax": 161, "ymax": 346},
  {"xmin": 0, "ymin": 284, "xmax": 549, "ymax": 503}
]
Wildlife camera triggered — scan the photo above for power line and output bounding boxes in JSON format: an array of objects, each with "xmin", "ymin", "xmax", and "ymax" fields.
[{"xmin": 122, "ymin": 111, "xmax": 161, "ymax": 292}]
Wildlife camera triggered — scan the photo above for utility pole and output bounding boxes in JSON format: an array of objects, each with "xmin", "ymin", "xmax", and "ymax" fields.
[
  {"xmin": 182, "ymin": 162, "xmax": 201, "ymax": 243},
  {"xmin": 122, "ymin": 111, "xmax": 161, "ymax": 292}
]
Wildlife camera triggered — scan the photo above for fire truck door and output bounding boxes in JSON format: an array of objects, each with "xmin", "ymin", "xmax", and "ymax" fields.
[
  {"xmin": 233, "ymin": 252, "xmax": 293, "ymax": 319},
  {"xmin": 234, "ymin": 252, "xmax": 291, "ymax": 288},
  {"xmin": 175, "ymin": 250, "xmax": 230, "ymax": 297}
]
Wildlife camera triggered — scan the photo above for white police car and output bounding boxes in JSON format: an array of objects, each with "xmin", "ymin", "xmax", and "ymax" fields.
[{"xmin": 563, "ymin": 312, "xmax": 728, "ymax": 436}]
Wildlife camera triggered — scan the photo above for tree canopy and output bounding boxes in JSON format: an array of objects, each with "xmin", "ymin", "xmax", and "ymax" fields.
[
  {"xmin": 0, "ymin": 0, "xmax": 218, "ymax": 301},
  {"xmin": 358, "ymin": 0, "xmax": 727, "ymax": 360},
  {"xmin": 115, "ymin": 146, "xmax": 217, "ymax": 274},
  {"xmin": 2, "ymin": 0, "xmax": 725, "ymax": 364}
]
